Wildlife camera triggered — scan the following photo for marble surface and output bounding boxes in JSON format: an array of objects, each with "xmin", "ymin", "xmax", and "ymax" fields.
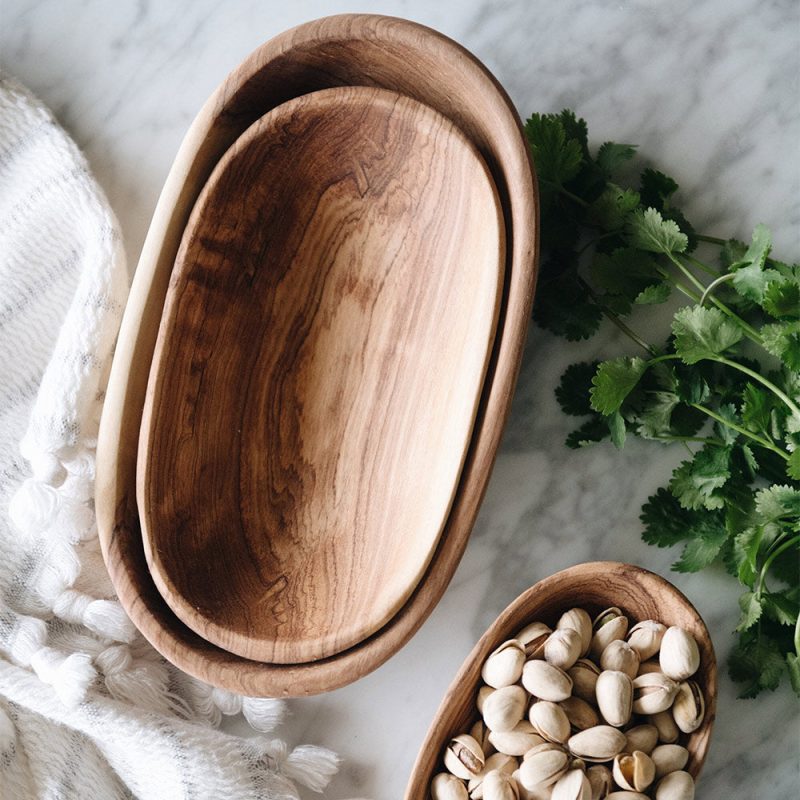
[{"xmin": 2, "ymin": 0, "xmax": 799, "ymax": 797}]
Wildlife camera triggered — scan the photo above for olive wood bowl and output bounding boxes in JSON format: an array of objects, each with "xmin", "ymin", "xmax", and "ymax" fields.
[
  {"xmin": 96, "ymin": 14, "xmax": 538, "ymax": 696},
  {"xmin": 404, "ymin": 562, "xmax": 717, "ymax": 798}
]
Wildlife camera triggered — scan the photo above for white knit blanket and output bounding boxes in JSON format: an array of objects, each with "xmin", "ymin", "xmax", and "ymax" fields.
[{"xmin": 0, "ymin": 75, "xmax": 339, "ymax": 799}]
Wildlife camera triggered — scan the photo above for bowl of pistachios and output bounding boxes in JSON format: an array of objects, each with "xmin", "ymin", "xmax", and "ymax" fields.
[{"xmin": 405, "ymin": 561, "xmax": 716, "ymax": 800}]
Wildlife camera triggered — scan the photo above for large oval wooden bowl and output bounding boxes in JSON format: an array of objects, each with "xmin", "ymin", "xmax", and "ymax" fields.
[
  {"xmin": 139, "ymin": 86, "xmax": 504, "ymax": 663},
  {"xmin": 405, "ymin": 562, "xmax": 717, "ymax": 798},
  {"xmin": 96, "ymin": 14, "xmax": 538, "ymax": 695}
]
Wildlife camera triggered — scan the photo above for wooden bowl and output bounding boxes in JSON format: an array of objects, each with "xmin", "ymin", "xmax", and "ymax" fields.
[
  {"xmin": 404, "ymin": 562, "xmax": 717, "ymax": 798},
  {"xmin": 96, "ymin": 14, "xmax": 538, "ymax": 695},
  {"xmin": 138, "ymin": 86, "xmax": 505, "ymax": 663}
]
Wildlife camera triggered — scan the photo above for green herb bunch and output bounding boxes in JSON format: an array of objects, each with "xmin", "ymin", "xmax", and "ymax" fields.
[{"xmin": 528, "ymin": 110, "xmax": 800, "ymax": 698}]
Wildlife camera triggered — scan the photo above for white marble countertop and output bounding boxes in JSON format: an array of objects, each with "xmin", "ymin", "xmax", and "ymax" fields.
[{"xmin": 2, "ymin": 1, "xmax": 798, "ymax": 797}]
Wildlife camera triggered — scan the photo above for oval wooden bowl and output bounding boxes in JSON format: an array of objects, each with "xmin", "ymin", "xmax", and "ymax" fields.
[
  {"xmin": 96, "ymin": 14, "xmax": 538, "ymax": 695},
  {"xmin": 138, "ymin": 86, "xmax": 505, "ymax": 663},
  {"xmin": 404, "ymin": 562, "xmax": 717, "ymax": 798}
]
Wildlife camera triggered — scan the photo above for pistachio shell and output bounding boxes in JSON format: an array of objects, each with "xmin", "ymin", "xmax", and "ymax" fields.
[
  {"xmin": 469, "ymin": 753, "xmax": 518, "ymax": 798},
  {"xmin": 489, "ymin": 721, "xmax": 546, "ymax": 757},
  {"xmin": 636, "ymin": 660, "xmax": 663, "ymax": 676},
  {"xmin": 559, "ymin": 696, "xmax": 600, "ymax": 732},
  {"xmin": 658, "ymin": 626, "xmax": 700, "ymax": 681},
  {"xmin": 599, "ymin": 640, "xmax": 640, "ymax": 680},
  {"xmin": 654, "ymin": 770, "xmax": 695, "ymax": 800},
  {"xmin": 483, "ymin": 685, "xmax": 528, "ymax": 733},
  {"xmin": 595, "ymin": 670, "xmax": 633, "ymax": 727},
  {"xmin": 522, "ymin": 660, "xmax": 573, "ymax": 702},
  {"xmin": 551, "ymin": 768, "xmax": 591, "ymax": 800},
  {"xmin": 524, "ymin": 742, "xmax": 568, "ymax": 759},
  {"xmin": 517, "ymin": 748, "xmax": 569, "ymax": 790},
  {"xmin": 612, "ymin": 751, "xmax": 655, "ymax": 792},
  {"xmin": 566, "ymin": 725, "xmax": 626, "ymax": 763},
  {"xmin": 651, "ymin": 744, "xmax": 689, "ymax": 779},
  {"xmin": 672, "ymin": 681, "xmax": 704, "ymax": 734},
  {"xmin": 478, "ymin": 685, "xmax": 495, "ymax": 713},
  {"xmin": 632, "ymin": 672, "xmax": 679, "ymax": 715},
  {"xmin": 513, "ymin": 771, "xmax": 554, "ymax": 800},
  {"xmin": 605, "ymin": 793, "xmax": 649, "ymax": 799},
  {"xmin": 471, "ymin": 719, "xmax": 495, "ymax": 757},
  {"xmin": 586, "ymin": 764, "xmax": 613, "ymax": 800},
  {"xmin": 545, "ymin": 628, "xmax": 583, "ymax": 671},
  {"xmin": 568, "ymin": 757, "xmax": 586, "ymax": 771},
  {"xmin": 590, "ymin": 609, "xmax": 629, "ymax": 660},
  {"xmin": 483, "ymin": 640, "xmax": 527, "ymax": 688},
  {"xmin": 623, "ymin": 724, "xmax": 658, "ymax": 755},
  {"xmin": 556, "ymin": 608, "xmax": 593, "ymax": 656},
  {"xmin": 445, "ymin": 734, "xmax": 486, "ymax": 779},
  {"xmin": 516, "ymin": 621, "xmax": 553, "ymax": 659},
  {"xmin": 530, "ymin": 700, "xmax": 571, "ymax": 744},
  {"xmin": 626, "ymin": 620, "xmax": 666, "ymax": 661},
  {"xmin": 648, "ymin": 710, "xmax": 680, "ymax": 744},
  {"xmin": 568, "ymin": 659, "xmax": 600, "ymax": 704},
  {"xmin": 481, "ymin": 770, "xmax": 520, "ymax": 800},
  {"xmin": 659, "ymin": 628, "xmax": 700, "ymax": 681},
  {"xmin": 432, "ymin": 772, "xmax": 469, "ymax": 800}
]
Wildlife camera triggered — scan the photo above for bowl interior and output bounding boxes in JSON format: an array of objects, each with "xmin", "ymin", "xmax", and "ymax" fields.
[{"xmin": 404, "ymin": 562, "xmax": 717, "ymax": 798}]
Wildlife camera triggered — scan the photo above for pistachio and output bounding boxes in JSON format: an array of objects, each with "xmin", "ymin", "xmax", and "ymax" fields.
[
  {"xmin": 568, "ymin": 757, "xmax": 586, "ymax": 771},
  {"xmin": 513, "ymin": 772, "xmax": 554, "ymax": 800},
  {"xmin": 478, "ymin": 685, "xmax": 495, "ymax": 713},
  {"xmin": 517, "ymin": 747, "xmax": 569, "ymax": 790},
  {"xmin": 559, "ymin": 696, "xmax": 600, "ymax": 731},
  {"xmin": 605, "ymin": 793, "xmax": 649, "ymax": 799},
  {"xmin": 522, "ymin": 660, "xmax": 573, "ymax": 702},
  {"xmin": 651, "ymin": 744, "xmax": 689, "ymax": 779},
  {"xmin": 432, "ymin": 772, "xmax": 469, "ymax": 800},
  {"xmin": 632, "ymin": 673, "xmax": 679, "ymax": 715},
  {"xmin": 659, "ymin": 628, "xmax": 700, "ymax": 681},
  {"xmin": 516, "ymin": 621, "xmax": 553, "ymax": 659},
  {"xmin": 556, "ymin": 608, "xmax": 593, "ymax": 656},
  {"xmin": 568, "ymin": 659, "xmax": 600, "ymax": 704},
  {"xmin": 445, "ymin": 734, "xmax": 486, "ymax": 779},
  {"xmin": 636, "ymin": 659, "xmax": 663, "ymax": 676},
  {"xmin": 545, "ymin": 628, "xmax": 583, "ymax": 670},
  {"xmin": 530, "ymin": 700, "xmax": 571, "ymax": 744},
  {"xmin": 483, "ymin": 685, "xmax": 528, "ymax": 732},
  {"xmin": 471, "ymin": 719, "xmax": 494, "ymax": 756},
  {"xmin": 623, "ymin": 724, "xmax": 658, "ymax": 755},
  {"xmin": 524, "ymin": 742, "xmax": 569, "ymax": 758},
  {"xmin": 648, "ymin": 710, "xmax": 680, "ymax": 744},
  {"xmin": 566, "ymin": 725, "xmax": 626, "ymax": 763},
  {"xmin": 481, "ymin": 770, "xmax": 520, "ymax": 800},
  {"xmin": 585, "ymin": 764, "xmax": 613, "ymax": 799},
  {"xmin": 489, "ymin": 721, "xmax": 546, "ymax": 756},
  {"xmin": 469, "ymin": 753, "xmax": 518, "ymax": 798},
  {"xmin": 482, "ymin": 640, "xmax": 527, "ymax": 688},
  {"xmin": 612, "ymin": 751, "xmax": 655, "ymax": 793},
  {"xmin": 626, "ymin": 620, "xmax": 666, "ymax": 661},
  {"xmin": 590, "ymin": 609, "xmax": 629, "ymax": 659},
  {"xmin": 551, "ymin": 768, "xmax": 591, "ymax": 800},
  {"xmin": 672, "ymin": 681, "xmax": 704, "ymax": 734},
  {"xmin": 595, "ymin": 670, "xmax": 633, "ymax": 727},
  {"xmin": 599, "ymin": 640, "xmax": 640, "ymax": 680},
  {"xmin": 654, "ymin": 771, "xmax": 695, "ymax": 800}
]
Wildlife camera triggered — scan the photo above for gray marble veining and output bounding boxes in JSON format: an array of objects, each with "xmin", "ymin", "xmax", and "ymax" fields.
[{"xmin": 1, "ymin": 1, "xmax": 798, "ymax": 797}]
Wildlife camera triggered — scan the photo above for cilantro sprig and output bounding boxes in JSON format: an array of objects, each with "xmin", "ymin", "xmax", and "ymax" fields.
[{"xmin": 530, "ymin": 110, "xmax": 800, "ymax": 699}]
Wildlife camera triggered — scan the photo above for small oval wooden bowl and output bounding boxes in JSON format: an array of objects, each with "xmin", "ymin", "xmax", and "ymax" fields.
[
  {"xmin": 96, "ymin": 14, "xmax": 538, "ymax": 695},
  {"xmin": 404, "ymin": 562, "xmax": 717, "ymax": 798}
]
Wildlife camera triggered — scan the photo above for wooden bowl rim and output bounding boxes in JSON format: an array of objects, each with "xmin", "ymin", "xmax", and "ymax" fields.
[
  {"xmin": 404, "ymin": 561, "xmax": 718, "ymax": 798},
  {"xmin": 96, "ymin": 13, "xmax": 539, "ymax": 696}
]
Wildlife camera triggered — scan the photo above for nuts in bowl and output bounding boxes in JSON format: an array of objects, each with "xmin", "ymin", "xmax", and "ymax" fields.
[{"xmin": 405, "ymin": 562, "xmax": 716, "ymax": 800}]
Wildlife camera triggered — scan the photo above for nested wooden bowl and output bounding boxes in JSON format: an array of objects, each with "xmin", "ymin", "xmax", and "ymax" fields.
[
  {"xmin": 96, "ymin": 14, "xmax": 538, "ymax": 695},
  {"xmin": 405, "ymin": 562, "xmax": 717, "ymax": 798}
]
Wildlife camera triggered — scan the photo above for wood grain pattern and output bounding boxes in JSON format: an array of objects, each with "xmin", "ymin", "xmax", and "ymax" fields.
[
  {"xmin": 96, "ymin": 14, "xmax": 538, "ymax": 695},
  {"xmin": 404, "ymin": 562, "xmax": 717, "ymax": 798},
  {"xmin": 139, "ymin": 87, "xmax": 504, "ymax": 663}
]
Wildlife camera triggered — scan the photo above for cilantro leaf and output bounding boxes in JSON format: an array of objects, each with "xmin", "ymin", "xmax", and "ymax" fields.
[
  {"xmin": 596, "ymin": 142, "xmax": 637, "ymax": 177},
  {"xmin": 760, "ymin": 322, "xmax": 800, "ymax": 371},
  {"xmin": 755, "ymin": 484, "xmax": 800, "ymax": 521},
  {"xmin": 587, "ymin": 185, "xmax": 641, "ymax": 231},
  {"xmin": 763, "ymin": 280, "xmax": 800, "ymax": 318},
  {"xmin": 741, "ymin": 383, "xmax": 773, "ymax": 434},
  {"xmin": 736, "ymin": 592, "xmax": 763, "ymax": 631},
  {"xmin": 525, "ymin": 113, "xmax": 583, "ymax": 186},
  {"xmin": 672, "ymin": 306, "xmax": 743, "ymax": 363},
  {"xmin": 590, "ymin": 357, "xmax": 649, "ymax": 415},
  {"xmin": 608, "ymin": 411, "xmax": 626, "ymax": 449},
  {"xmin": 639, "ymin": 168, "xmax": 679, "ymax": 208},
  {"xmin": 763, "ymin": 592, "xmax": 798, "ymax": 626},
  {"xmin": 669, "ymin": 443, "xmax": 732, "ymax": 511},
  {"xmin": 556, "ymin": 362, "xmax": 599, "ymax": 416},
  {"xmin": 730, "ymin": 224, "xmax": 780, "ymax": 303},
  {"xmin": 787, "ymin": 449, "xmax": 800, "ymax": 480},
  {"xmin": 565, "ymin": 416, "xmax": 609, "ymax": 449},
  {"xmin": 673, "ymin": 524, "xmax": 728, "ymax": 572},
  {"xmin": 635, "ymin": 391, "xmax": 678, "ymax": 439},
  {"xmin": 640, "ymin": 488, "xmax": 725, "ymax": 548},
  {"xmin": 533, "ymin": 265, "xmax": 603, "ymax": 341},
  {"xmin": 635, "ymin": 282, "xmax": 672, "ymax": 305},
  {"xmin": 627, "ymin": 208, "xmax": 689, "ymax": 255},
  {"xmin": 729, "ymin": 628, "xmax": 788, "ymax": 697},
  {"xmin": 788, "ymin": 654, "xmax": 800, "ymax": 697},
  {"xmin": 733, "ymin": 526, "xmax": 763, "ymax": 588}
]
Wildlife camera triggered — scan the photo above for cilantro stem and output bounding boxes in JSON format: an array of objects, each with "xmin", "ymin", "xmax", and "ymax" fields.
[
  {"xmin": 689, "ymin": 402, "xmax": 790, "ymax": 460},
  {"xmin": 656, "ymin": 268, "xmax": 702, "ymax": 304},
  {"xmin": 712, "ymin": 356, "xmax": 800, "ymax": 418},
  {"xmin": 696, "ymin": 233, "xmax": 728, "ymax": 247},
  {"xmin": 758, "ymin": 535, "xmax": 800, "ymax": 602},
  {"xmin": 651, "ymin": 434, "xmax": 727, "ymax": 446},
  {"xmin": 541, "ymin": 179, "xmax": 590, "ymax": 208},
  {"xmin": 700, "ymin": 272, "xmax": 736, "ymax": 306},
  {"xmin": 683, "ymin": 253, "xmax": 721, "ymax": 278},
  {"xmin": 795, "ymin": 614, "xmax": 800, "ymax": 657}
]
